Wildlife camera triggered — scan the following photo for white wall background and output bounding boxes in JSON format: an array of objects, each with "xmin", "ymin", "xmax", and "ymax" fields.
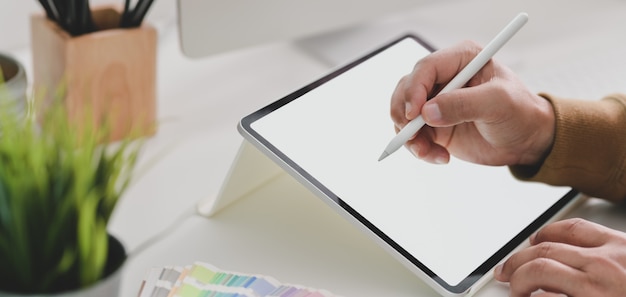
[{"xmin": 0, "ymin": 0, "xmax": 177, "ymax": 51}]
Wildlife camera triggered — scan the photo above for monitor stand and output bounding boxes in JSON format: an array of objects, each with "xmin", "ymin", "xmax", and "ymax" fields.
[{"xmin": 293, "ymin": 8, "xmax": 431, "ymax": 68}]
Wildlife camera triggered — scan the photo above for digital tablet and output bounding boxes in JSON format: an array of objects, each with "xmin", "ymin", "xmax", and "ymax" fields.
[{"xmin": 237, "ymin": 34, "xmax": 582, "ymax": 296}]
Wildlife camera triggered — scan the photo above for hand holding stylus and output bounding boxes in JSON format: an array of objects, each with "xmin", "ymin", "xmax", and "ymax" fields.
[
  {"xmin": 384, "ymin": 12, "xmax": 558, "ymax": 167},
  {"xmin": 379, "ymin": 13, "xmax": 529, "ymax": 162}
]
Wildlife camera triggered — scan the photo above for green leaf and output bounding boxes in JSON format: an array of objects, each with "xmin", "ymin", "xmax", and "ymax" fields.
[
  {"xmin": 0, "ymin": 179, "xmax": 12, "ymax": 232},
  {"xmin": 0, "ymin": 80, "xmax": 142, "ymax": 292}
]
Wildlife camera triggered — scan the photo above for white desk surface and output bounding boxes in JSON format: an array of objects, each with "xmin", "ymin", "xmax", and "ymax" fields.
[{"xmin": 7, "ymin": 0, "xmax": 626, "ymax": 296}]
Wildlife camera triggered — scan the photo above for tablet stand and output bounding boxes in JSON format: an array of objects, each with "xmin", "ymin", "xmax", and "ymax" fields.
[{"xmin": 197, "ymin": 140, "xmax": 284, "ymax": 217}]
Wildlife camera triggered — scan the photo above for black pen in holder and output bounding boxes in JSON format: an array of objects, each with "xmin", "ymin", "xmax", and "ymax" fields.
[
  {"xmin": 30, "ymin": 5, "xmax": 158, "ymax": 141},
  {"xmin": 120, "ymin": 0, "xmax": 155, "ymax": 28},
  {"xmin": 35, "ymin": 0, "xmax": 155, "ymax": 33}
]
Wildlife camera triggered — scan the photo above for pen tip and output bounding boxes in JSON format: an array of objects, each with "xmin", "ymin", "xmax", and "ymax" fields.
[{"xmin": 378, "ymin": 151, "xmax": 389, "ymax": 162}]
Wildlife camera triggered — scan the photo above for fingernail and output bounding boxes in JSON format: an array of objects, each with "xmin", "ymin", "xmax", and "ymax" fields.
[
  {"xmin": 410, "ymin": 144, "xmax": 420, "ymax": 157},
  {"xmin": 405, "ymin": 102, "xmax": 412, "ymax": 118},
  {"xmin": 494, "ymin": 264, "xmax": 503, "ymax": 278},
  {"xmin": 422, "ymin": 103, "xmax": 442, "ymax": 122},
  {"xmin": 434, "ymin": 156, "xmax": 447, "ymax": 164}
]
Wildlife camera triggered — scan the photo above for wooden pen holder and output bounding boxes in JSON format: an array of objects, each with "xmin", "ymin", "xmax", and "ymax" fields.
[{"xmin": 30, "ymin": 6, "xmax": 157, "ymax": 141}]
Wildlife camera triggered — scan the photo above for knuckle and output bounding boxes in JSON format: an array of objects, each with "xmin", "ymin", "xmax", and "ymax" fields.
[
  {"xmin": 536, "ymin": 218, "xmax": 586, "ymax": 243},
  {"xmin": 508, "ymin": 260, "xmax": 551, "ymax": 294},
  {"xmin": 398, "ymin": 74, "xmax": 410, "ymax": 87},
  {"xmin": 403, "ymin": 84, "xmax": 416, "ymax": 101},
  {"xmin": 587, "ymin": 252, "xmax": 618, "ymax": 270},
  {"xmin": 526, "ymin": 257, "xmax": 552, "ymax": 275},
  {"xmin": 564, "ymin": 218, "xmax": 602, "ymax": 243},
  {"xmin": 564, "ymin": 218, "xmax": 587, "ymax": 233},
  {"xmin": 491, "ymin": 79, "xmax": 509, "ymax": 97},
  {"xmin": 458, "ymin": 40, "xmax": 483, "ymax": 52},
  {"xmin": 535, "ymin": 242, "xmax": 553, "ymax": 259},
  {"xmin": 413, "ymin": 53, "xmax": 434, "ymax": 70},
  {"xmin": 399, "ymin": 75, "xmax": 415, "ymax": 98},
  {"xmin": 390, "ymin": 77, "xmax": 408, "ymax": 118}
]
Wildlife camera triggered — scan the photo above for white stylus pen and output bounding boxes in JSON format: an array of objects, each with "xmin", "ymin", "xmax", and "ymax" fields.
[{"xmin": 378, "ymin": 12, "xmax": 529, "ymax": 162}]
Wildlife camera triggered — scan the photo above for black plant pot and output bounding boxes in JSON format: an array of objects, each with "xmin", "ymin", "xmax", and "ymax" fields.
[{"xmin": 0, "ymin": 235, "xmax": 127, "ymax": 297}]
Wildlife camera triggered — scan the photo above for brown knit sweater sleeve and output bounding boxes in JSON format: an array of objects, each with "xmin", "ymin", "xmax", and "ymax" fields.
[{"xmin": 510, "ymin": 93, "xmax": 626, "ymax": 202}]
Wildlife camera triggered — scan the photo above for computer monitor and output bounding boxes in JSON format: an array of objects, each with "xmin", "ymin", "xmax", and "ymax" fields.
[{"xmin": 176, "ymin": 0, "xmax": 426, "ymax": 60}]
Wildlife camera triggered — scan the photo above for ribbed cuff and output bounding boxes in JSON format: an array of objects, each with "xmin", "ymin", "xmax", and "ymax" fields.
[{"xmin": 510, "ymin": 94, "xmax": 626, "ymax": 202}]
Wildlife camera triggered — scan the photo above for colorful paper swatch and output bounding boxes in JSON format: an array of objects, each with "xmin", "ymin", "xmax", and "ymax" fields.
[{"xmin": 137, "ymin": 262, "xmax": 340, "ymax": 297}]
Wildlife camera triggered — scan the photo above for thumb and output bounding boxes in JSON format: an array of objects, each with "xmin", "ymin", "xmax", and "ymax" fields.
[{"xmin": 421, "ymin": 86, "xmax": 499, "ymax": 127}]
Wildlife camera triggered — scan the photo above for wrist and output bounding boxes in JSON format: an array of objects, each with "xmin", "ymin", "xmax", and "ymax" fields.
[{"xmin": 519, "ymin": 94, "xmax": 556, "ymax": 166}]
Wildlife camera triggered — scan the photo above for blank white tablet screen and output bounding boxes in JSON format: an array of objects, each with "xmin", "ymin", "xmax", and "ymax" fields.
[{"xmin": 250, "ymin": 37, "xmax": 571, "ymax": 286}]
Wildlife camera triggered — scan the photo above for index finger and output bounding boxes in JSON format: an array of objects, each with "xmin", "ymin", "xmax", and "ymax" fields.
[
  {"xmin": 400, "ymin": 40, "xmax": 484, "ymax": 121},
  {"xmin": 531, "ymin": 218, "xmax": 612, "ymax": 247}
]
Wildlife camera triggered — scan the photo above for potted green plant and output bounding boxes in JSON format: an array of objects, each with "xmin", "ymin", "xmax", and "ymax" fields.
[{"xmin": 0, "ymin": 72, "xmax": 142, "ymax": 296}]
